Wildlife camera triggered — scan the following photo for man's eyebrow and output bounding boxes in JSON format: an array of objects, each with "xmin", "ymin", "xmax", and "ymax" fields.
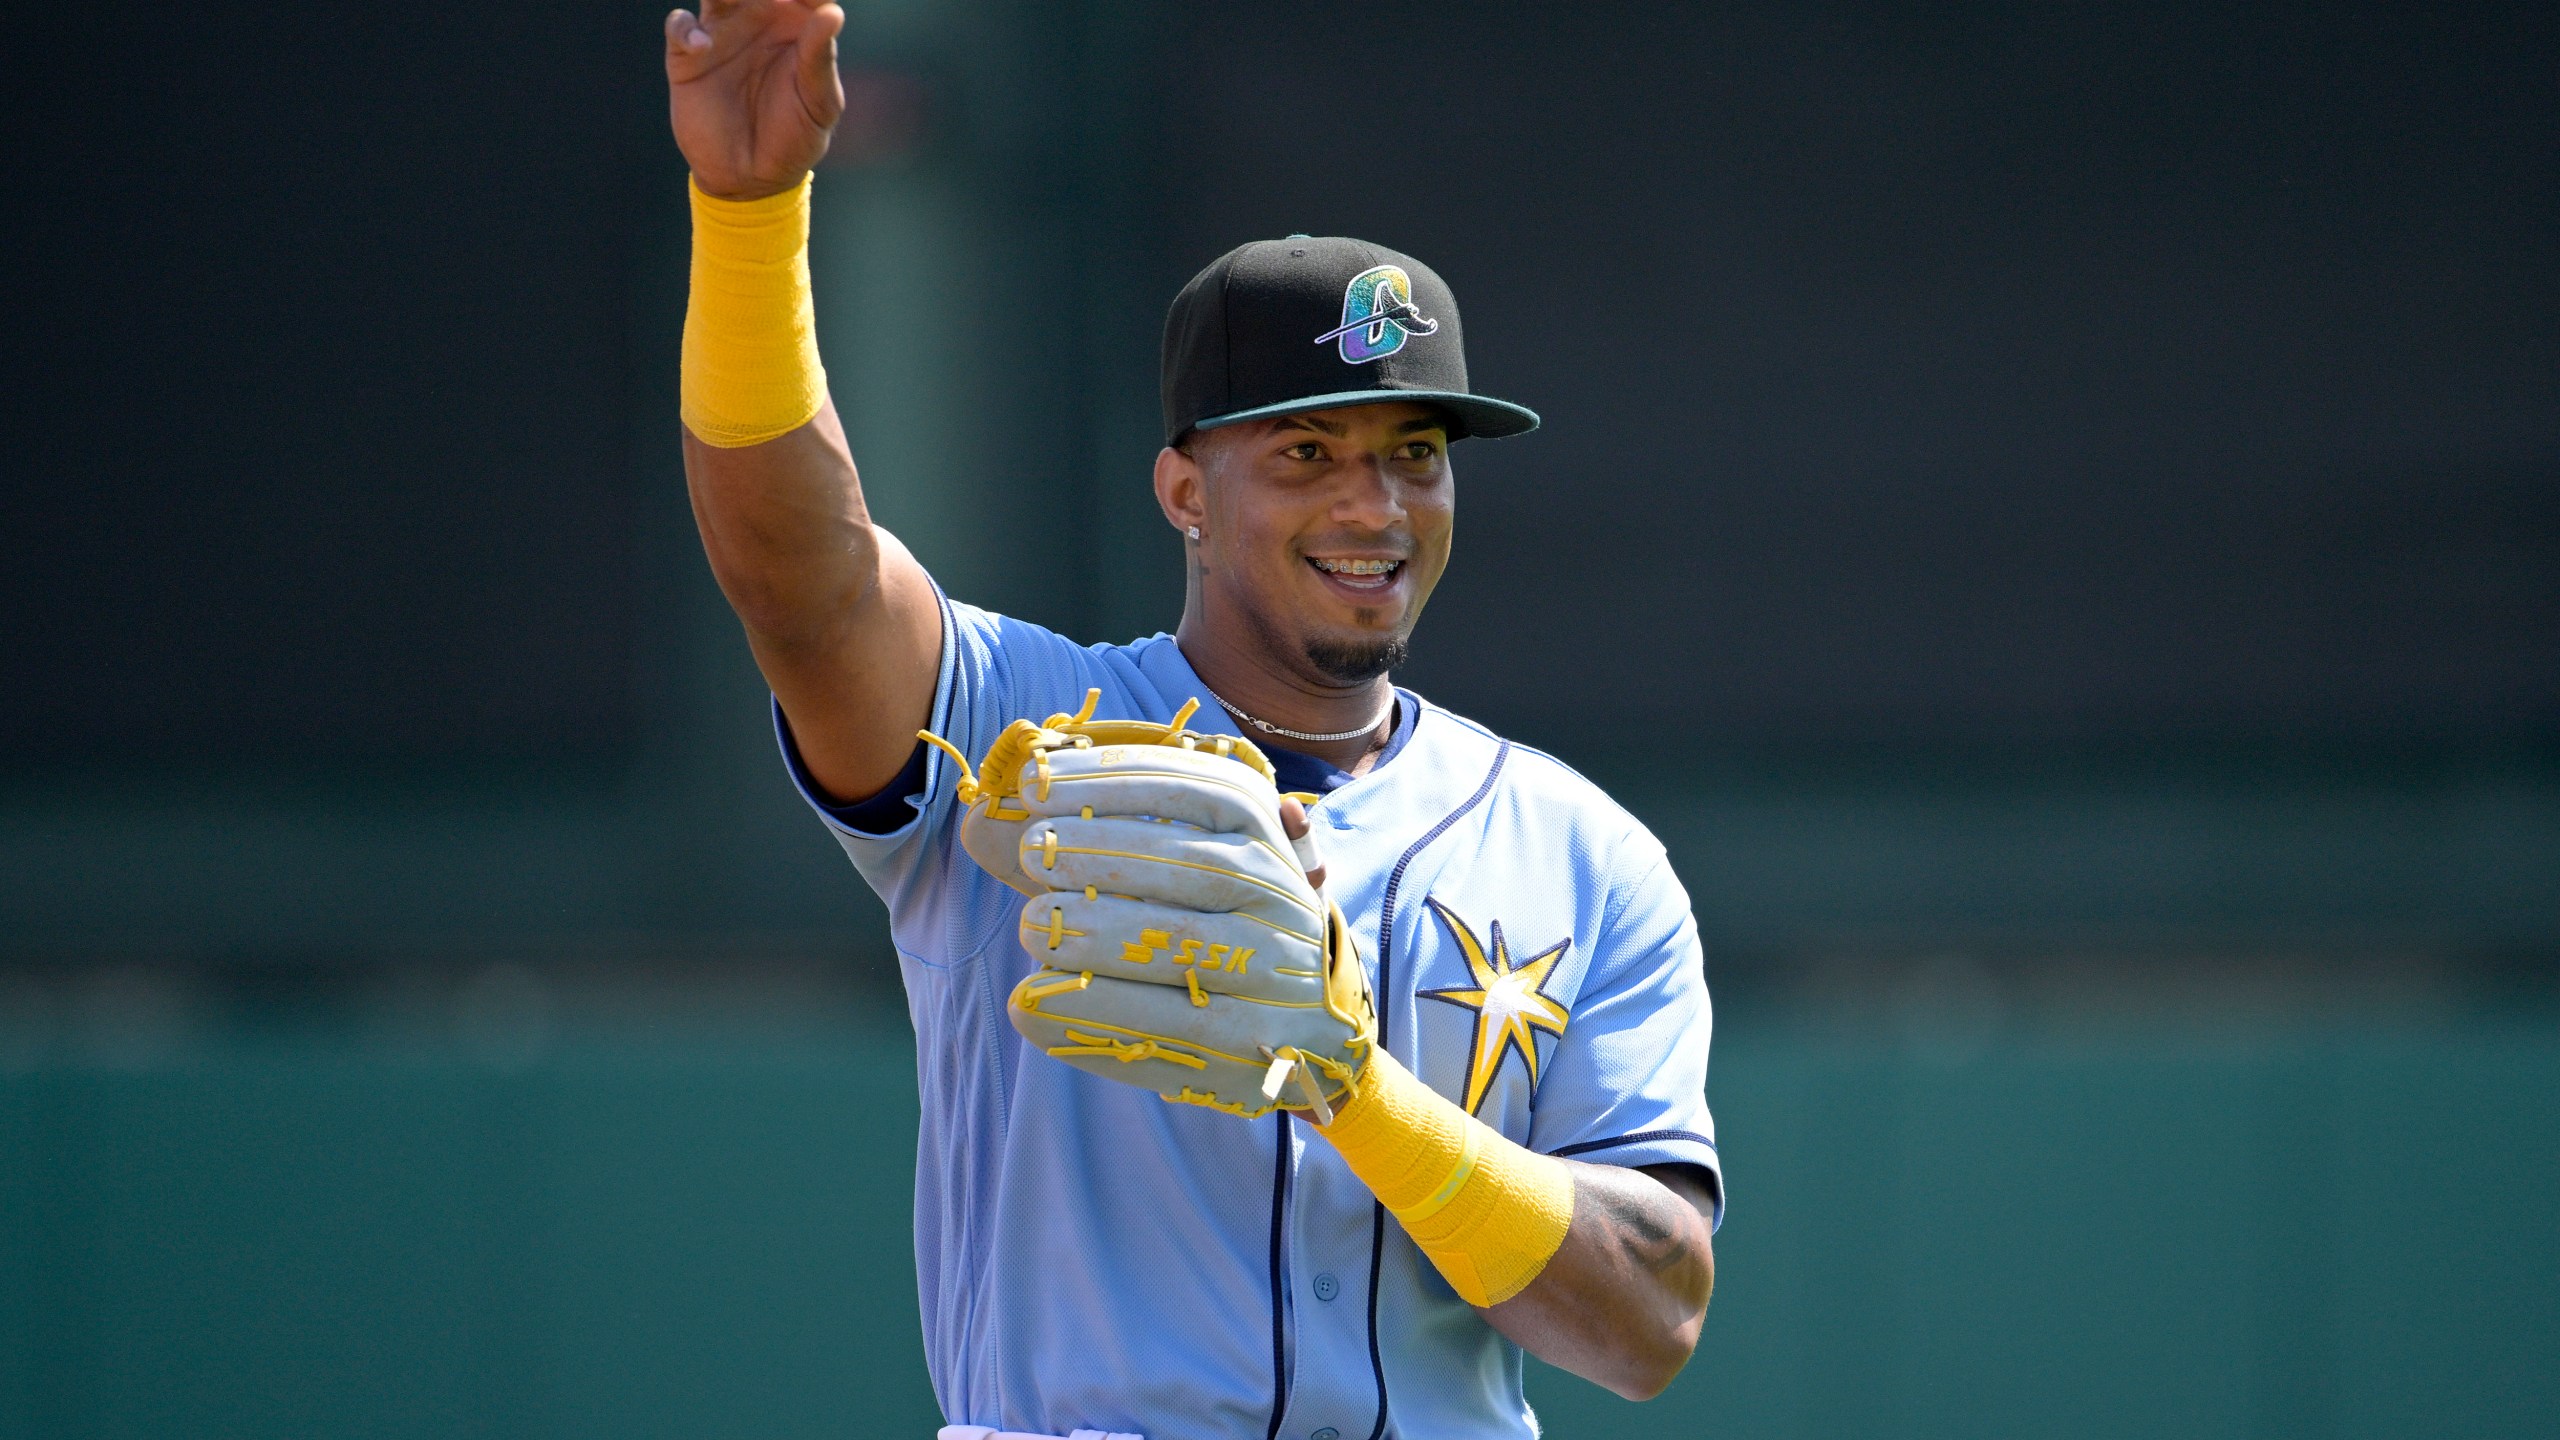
[
  {"xmin": 1274, "ymin": 414, "xmax": 1348, "ymax": 437},
  {"xmin": 1396, "ymin": 416, "xmax": 1450, "ymax": 435}
]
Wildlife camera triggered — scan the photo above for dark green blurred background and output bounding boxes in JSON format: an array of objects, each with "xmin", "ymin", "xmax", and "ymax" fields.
[
  {"xmin": 5, "ymin": 2, "xmax": 2555, "ymax": 1436},
  {"xmin": 6, "ymin": 1026, "xmax": 2556, "ymax": 1438}
]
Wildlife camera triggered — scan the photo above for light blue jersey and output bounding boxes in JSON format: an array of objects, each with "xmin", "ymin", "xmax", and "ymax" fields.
[{"xmin": 778, "ymin": 592, "xmax": 1721, "ymax": 1440}]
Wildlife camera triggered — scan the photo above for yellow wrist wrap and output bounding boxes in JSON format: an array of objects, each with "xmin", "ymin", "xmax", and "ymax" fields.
[
  {"xmin": 1313, "ymin": 1051, "xmax": 1575, "ymax": 1307},
  {"xmin": 680, "ymin": 175, "xmax": 827, "ymax": 448}
]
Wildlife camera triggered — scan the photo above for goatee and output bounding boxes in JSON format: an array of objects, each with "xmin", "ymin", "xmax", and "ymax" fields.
[{"xmin": 1303, "ymin": 635, "xmax": 1409, "ymax": 684}]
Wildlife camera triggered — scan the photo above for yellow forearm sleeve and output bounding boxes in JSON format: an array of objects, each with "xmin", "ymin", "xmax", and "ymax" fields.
[
  {"xmin": 680, "ymin": 175, "xmax": 827, "ymax": 448},
  {"xmin": 1313, "ymin": 1051, "xmax": 1575, "ymax": 1307}
]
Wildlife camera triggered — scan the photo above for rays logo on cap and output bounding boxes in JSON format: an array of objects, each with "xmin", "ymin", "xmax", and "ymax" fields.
[{"xmin": 1313, "ymin": 264, "xmax": 1441, "ymax": 363}]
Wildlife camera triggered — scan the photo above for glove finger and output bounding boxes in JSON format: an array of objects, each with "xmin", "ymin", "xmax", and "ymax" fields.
[
  {"xmin": 1015, "ymin": 893, "xmax": 1325, "ymax": 1003},
  {"xmin": 1009, "ymin": 745, "xmax": 1290, "ymax": 853},
  {"xmin": 958, "ymin": 806, "xmax": 1042, "ymax": 897},
  {"xmin": 1008, "ymin": 969, "xmax": 1366, "ymax": 1114},
  {"xmin": 1018, "ymin": 816, "xmax": 1316, "ymax": 925}
]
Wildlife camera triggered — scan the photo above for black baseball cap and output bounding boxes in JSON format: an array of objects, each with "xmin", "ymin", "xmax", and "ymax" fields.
[{"xmin": 1160, "ymin": 235, "xmax": 1540, "ymax": 446}]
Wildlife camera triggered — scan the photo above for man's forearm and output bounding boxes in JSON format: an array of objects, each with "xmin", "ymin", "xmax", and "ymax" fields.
[
  {"xmin": 1484, "ymin": 1161, "xmax": 1716, "ymax": 1401},
  {"xmin": 678, "ymin": 174, "xmax": 873, "ymax": 641},
  {"xmin": 682, "ymin": 401, "xmax": 875, "ymax": 644}
]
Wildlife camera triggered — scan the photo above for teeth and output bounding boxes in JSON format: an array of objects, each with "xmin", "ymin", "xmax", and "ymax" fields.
[{"xmin": 1313, "ymin": 559, "xmax": 1399, "ymax": 576}]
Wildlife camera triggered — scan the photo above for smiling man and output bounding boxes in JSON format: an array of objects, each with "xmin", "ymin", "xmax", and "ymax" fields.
[{"xmin": 666, "ymin": 4, "xmax": 1719, "ymax": 1437}]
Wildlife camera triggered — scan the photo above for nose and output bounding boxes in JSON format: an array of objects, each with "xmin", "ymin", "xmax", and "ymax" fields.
[{"xmin": 1331, "ymin": 453, "xmax": 1406, "ymax": 529}]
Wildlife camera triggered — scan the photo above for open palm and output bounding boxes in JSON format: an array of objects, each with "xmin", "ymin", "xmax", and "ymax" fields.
[{"xmin": 666, "ymin": 0, "xmax": 846, "ymax": 199}]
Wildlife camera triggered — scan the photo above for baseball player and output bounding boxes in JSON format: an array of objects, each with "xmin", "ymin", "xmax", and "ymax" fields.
[{"xmin": 666, "ymin": 4, "xmax": 1718, "ymax": 1436}]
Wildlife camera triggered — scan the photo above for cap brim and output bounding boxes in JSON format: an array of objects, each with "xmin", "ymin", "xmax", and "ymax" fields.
[{"xmin": 1192, "ymin": 388, "xmax": 1540, "ymax": 441}]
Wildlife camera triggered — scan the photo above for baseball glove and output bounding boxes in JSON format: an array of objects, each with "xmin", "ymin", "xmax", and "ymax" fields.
[{"xmin": 920, "ymin": 690, "xmax": 1375, "ymax": 1120}]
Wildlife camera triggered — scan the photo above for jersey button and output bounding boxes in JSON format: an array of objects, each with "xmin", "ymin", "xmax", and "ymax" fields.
[
  {"xmin": 1312, "ymin": 1271, "xmax": 1340, "ymax": 1302},
  {"xmin": 1311, "ymin": 1430, "xmax": 1340, "ymax": 1440}
]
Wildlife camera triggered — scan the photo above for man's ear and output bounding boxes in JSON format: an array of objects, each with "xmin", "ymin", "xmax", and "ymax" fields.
[{"xmin": 1154, "ymin": 444, "xmax": 1207, "ymax": 535}]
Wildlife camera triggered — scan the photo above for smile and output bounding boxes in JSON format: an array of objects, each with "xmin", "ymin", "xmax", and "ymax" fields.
[{"xmin": 1309, "ymin": 557, "xmax": 1403, "ymax": 591}]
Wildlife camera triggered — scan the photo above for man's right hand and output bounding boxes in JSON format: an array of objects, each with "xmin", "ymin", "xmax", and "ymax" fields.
[{"xmin": 666, "ymin": 0, "xmax": 847, "ymax": 200}]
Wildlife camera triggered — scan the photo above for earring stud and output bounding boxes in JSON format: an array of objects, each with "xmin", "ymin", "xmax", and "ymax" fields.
[{"xmin": 1187, "ymin": 526, "xmax": 1201, "ymax": 541}]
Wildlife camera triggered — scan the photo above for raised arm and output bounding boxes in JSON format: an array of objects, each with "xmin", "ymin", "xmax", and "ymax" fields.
[{"xmin": 665, "ymin": 0, "xmax": 940, "ymax": 803}]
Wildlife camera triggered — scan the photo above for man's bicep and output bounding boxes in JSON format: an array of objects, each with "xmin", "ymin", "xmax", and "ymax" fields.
[{"xmin": 756, "ymin": 523, "xmax": 943, "ymax": 805}]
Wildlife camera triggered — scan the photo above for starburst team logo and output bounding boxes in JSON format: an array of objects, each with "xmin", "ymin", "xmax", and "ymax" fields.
[
  {"xmin": 1313, "ymin": 264, "xmax": 1441, "ymax": 363},
  {"xmin": 1417, "ymin": 899, "xmax": 1573, "ymax": 1115}
]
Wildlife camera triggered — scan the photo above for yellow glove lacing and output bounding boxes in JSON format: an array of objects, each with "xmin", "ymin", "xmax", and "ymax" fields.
[{"xmin": 916, "ymin": 688, "xmax": 1279, "ymax": 815}]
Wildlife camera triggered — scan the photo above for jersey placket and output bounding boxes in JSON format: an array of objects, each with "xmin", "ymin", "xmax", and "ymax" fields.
[{"xmin": 1267, "ymin": 795, "xmax": 1397, "ymax": 1440}]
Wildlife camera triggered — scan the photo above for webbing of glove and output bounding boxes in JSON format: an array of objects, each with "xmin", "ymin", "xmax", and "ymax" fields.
[{"xmin": 920, "ymin": 689, "xmax": 1282, "ymax": 900}]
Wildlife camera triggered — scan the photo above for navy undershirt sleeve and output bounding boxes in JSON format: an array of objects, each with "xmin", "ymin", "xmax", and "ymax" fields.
[{"xmin": 783, "ymin": 721, "xmax": 932, "ymax": 836}]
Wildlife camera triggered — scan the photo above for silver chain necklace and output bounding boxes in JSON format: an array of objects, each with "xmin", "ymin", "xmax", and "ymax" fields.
[{"xmin": 1200, "ymin": 683, "xmax": 1395, "ymax": 744}]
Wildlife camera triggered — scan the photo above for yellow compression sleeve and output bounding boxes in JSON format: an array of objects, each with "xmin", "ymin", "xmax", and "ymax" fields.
[
  {"xmin": 680, "ymin": 174, "xmax": 828, "ymax": 447},
  {"xmin": 1311, "ymin": 1050, "xmax": 1576, "ymax": 1307}
]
